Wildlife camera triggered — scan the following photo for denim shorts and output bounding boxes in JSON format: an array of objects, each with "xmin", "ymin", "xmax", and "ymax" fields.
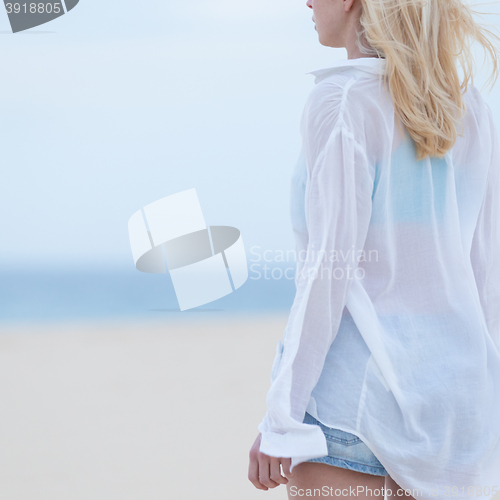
[{"xmin": 303, "ymin": 411, "xmax": 388, "ymax": 476}]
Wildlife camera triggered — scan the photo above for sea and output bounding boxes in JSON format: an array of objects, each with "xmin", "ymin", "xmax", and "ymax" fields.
[{"xmin": 0, "ymin": 261, "xmax": 297, "ymax": 326}]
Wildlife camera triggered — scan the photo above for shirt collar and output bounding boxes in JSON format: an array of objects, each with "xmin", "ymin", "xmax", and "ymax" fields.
[{"xmin": 306, "ymin": 57, "xmax": 387, "ymax": 83}]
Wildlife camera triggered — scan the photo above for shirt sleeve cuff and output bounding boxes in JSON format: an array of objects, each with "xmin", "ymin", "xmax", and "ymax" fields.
[{"xmin": 257, "ymin": 417, "xmax": 328, "ymax": 472}]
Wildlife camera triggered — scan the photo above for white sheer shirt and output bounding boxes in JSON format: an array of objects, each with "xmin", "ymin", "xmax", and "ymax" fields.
[{"xmin": 258, "ymin": 57, "xmax": 500, "ymax": 498}]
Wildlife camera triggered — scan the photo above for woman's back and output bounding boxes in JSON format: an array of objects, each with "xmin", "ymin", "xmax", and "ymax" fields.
[
  {"xmin": 298, "ymin": 57, "xmax": 499, "ymax": 348},
  {"xmin": 263, "ymin": 56, "xmax": 500, "ymax": 496}
]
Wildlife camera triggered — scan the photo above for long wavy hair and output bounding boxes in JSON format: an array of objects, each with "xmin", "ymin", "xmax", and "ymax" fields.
[{"xmin": 354, "ymin": 0, "xmax": 500, "ymax": 160}]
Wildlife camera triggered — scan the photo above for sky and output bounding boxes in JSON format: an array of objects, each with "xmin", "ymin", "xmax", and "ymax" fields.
[{"xmin": 1, "ymin": 0, "xmax": 500, "ymax": 273}]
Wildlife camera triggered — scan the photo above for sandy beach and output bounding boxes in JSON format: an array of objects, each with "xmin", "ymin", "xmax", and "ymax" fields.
[{"xmin": 0, "ymin": 314, "xmax": 289, "ymax": 500}]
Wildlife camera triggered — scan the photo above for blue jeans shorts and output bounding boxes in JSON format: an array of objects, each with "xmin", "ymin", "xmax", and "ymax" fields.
[{"xmin": 303, "ymin": 411, "xmax": 388, "ymax": 476}]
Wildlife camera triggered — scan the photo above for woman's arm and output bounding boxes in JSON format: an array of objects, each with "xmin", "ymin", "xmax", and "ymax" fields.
[{"xmin": 257, "ymin": 81, "xmax": 375, "ymax": 473}]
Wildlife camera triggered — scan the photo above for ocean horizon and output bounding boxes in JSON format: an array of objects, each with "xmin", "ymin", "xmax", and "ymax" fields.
[{"xmin": 0, "ymin": 261, "xmax": 297, "ymax": 327}]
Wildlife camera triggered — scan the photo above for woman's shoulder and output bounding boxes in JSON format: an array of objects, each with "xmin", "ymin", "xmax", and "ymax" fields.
[
  {"xmin": 301, "ymin": 72, "xmax": 358, "ymax": 138},
  {"xmin": 302, "ymin": 71, "xmax": 391, "ymax": 151},
  {"xmin": 305, "ymin": 71, "xmax": 357, "ymax": 108}
]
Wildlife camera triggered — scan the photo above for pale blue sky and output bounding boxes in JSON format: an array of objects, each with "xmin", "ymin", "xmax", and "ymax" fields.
[{"xmin": 1, "ymin": 0, "xmax": 499, "ymax": 272}]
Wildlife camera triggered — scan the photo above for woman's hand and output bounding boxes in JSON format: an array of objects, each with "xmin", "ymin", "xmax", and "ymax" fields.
[{"xmin": 248, "ymin": 432, "xmax": 293, "ymax": 490}]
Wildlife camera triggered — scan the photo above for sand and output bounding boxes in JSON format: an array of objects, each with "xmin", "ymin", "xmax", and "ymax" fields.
[{"xmin": 0, "ymin": 314, "xmax": 289, "ymax": 500}]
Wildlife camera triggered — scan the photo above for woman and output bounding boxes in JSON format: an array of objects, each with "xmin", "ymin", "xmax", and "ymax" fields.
[{"xmin": 248, "ymin": 0, "xmax": 500, "ymax": 498}]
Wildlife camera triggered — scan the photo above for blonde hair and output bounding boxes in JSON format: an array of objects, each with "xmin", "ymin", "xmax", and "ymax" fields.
[{"xmin": 355, "ymin": 0, "xmax": 500, "ymax": 161}]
